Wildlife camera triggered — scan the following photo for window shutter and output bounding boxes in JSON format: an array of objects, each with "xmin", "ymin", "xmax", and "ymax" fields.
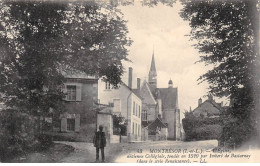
[
  {"xmin": 61, "ymin": 118, "xmax": 67, "ymax": 132},
  {"xmin": 62, "ymin": 84, "xmax": 68, "ymax": 100},
  {"xmin": 75, "ymin": 114, "xmax": 80, "ymax": 132},
  {"xmin": 76, "ymin": 83, "xmax": 82, "ymax": 101}
]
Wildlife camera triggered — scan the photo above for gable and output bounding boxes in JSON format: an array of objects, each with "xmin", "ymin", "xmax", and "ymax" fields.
[
  {"xmin": 193, "ymin": 101, "xmax": 221, "ymax": 117},
  {"xmin": 147, "ymin": 118, "xmax": 167, "ymax": 131},
  {"xmin": 157, "ymin": 88, "xmax": 178, "ymax": 110},
  {"xmin": 140, "ymin": 81, "xmax": 157, "ymax": 105}
]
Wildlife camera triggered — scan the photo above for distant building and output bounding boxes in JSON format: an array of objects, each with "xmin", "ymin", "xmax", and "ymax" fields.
[
  {"xmin": 133, "ymin": 50, "xmax": 181, "ymax": 140},
  {"xmin": 98, "ymin": 67, "xmax": 142, "ymax": 142},
  {"xmin": 192, "ymin": 94, "xmax": 225, "ymax": 118}
]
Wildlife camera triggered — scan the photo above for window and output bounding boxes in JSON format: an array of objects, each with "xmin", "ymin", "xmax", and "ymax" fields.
[
  {"xmin": 136, "ymin": 104, "xmax": 138, "ymax": 116},
  {"xmin": 138, "ymin": 125, "xmax": 140, "ymax": 136},
  {"xmin": 105, "ymin": 81, "xmax": 111, "ymax": 90},
  {"xmin": 133, "ymin": 102, "xmax": 135, "ymax": 115},
  {"xmin": 67, "ymin": 118, "xmax": 75, "ymax": 131},
  {"xmin": 142, "ymin": 110, "xmax": 147, "ymax": 121},
  {"xmin": 135, "ymin": 123, "xmax": 137, "ymax": 135},
  {"xmin": 139, "ymin": 106, "xmax": 141, "ymax": 118},
  {"xmin": 67, "ymin": 85, "xmax": 76, "ymax": 101},
  {"xmin": 132, "ymin": 122, "xmax": 134, "ymax": 134}
]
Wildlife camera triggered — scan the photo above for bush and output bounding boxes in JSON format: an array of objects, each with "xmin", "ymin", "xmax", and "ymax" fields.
[
  {"xmin": 0, "ymin": 109, "xmax": 38, "ymax": 162},
  {"xmin": 219, "ymin": 117, "xmax": 255, "ymax": 149},
  {"xmin": 36, "ymin": 133, "xmax": 54, "ymax": 150},
  {"xmin": 182, "ymin": 115, "xmax": 223, "ymax": 141}
]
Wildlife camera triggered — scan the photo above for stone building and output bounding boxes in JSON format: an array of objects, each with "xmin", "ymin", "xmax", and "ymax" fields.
[
  {"xmin": 53, "ymin": 73, "xmax": 99, "ymax": 142},
  {"xmin": 133, "ymin": 51, "xmax": 181, "ymax": 140}
]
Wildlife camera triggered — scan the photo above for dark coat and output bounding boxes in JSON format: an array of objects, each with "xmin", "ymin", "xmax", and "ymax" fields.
[{"xmin": 93, "ymin": 131, "xmax": 106, "ymax": 148}]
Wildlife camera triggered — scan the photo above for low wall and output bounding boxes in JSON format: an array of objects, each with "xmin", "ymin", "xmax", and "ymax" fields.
[{"xmin": 111, "ymin": 135, "xmax": 120, "ymax": 143}]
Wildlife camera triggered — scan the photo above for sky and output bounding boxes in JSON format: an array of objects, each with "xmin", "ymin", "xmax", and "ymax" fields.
[{"xmin": 117, "ymin": 1, "xmax": 229, "ymax": 118}]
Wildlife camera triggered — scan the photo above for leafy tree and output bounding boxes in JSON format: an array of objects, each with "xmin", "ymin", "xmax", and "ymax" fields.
[
  {"xmin": 0, "ymin": 109, "xmax": 38, "ymax": 161},
  {"xmin": 0, "ymin": 1, "xmax": 131, "ymax": 159},
  {"xmin": 179, "ymin": 0, "xmax": 260, "ymax": 147},
  {"xmin": 0, "ymin": 1, "xmax": 132, "ymax": 117},
  {"xmin": 113, "ymin": 114, "xmax": 126, "ymax": 135}
]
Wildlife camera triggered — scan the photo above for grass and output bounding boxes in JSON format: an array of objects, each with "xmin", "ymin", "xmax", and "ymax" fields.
[{"xmin": 6, "ymin": 143, "xmax": 75, "ymax": 163}]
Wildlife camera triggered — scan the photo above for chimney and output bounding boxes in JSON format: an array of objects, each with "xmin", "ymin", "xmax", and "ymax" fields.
[
  {"xmin": 198, "ymin": 98, "xmax": 202, "ymax": 106},
  {"xmin": 137, "ymin": 78, "xmax": 141, "ymax": 89},
  {"xmin": 208, "ymin": 94, "xmax": 213, "ymax": 101},
  {"xmin": 128, "ymin": 67, "xmax": 133, "ymax": 89}
]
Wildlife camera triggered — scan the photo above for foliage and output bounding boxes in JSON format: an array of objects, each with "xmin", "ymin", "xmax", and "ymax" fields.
[
  {"xmin": 0, "ymin": 1, "xmax": 131, "ymax": 159},
  {"xmin": 179, "ymin": 0, "xmax": 259, "ymax": 108},
  {"xmin": 113, "ymin": 114, "xmax": 127, "ymax": 135},
  {"xmin": 220, "ymin": 117, "xmax": 255, "ymax": 148},
  {"xmin": 0, "ymin": 109, "xmax": 38, "ymax": 161},
  {"xmin": 182, "ymin": 113, "xmax": 223, "ymax": 141},
  {"xmin": 0, "ymin": 1, "xmax": 132, "ymax": 116},
  {"xmin": 180, "ymin": 0, "xmax": 260, "ymax": 147}
]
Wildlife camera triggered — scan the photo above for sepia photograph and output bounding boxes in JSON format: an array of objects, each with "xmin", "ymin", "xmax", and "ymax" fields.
[{"xmin": 0, "ymin": 0, "xmax": 259, "ymax": 163}]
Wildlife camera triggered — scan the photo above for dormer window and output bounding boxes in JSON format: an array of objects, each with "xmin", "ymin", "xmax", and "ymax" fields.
[{"xmin": 105, "ymin": 81, "xmax": 111, "ymax": 90}]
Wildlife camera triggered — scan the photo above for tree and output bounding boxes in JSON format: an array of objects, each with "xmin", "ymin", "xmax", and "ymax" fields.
[
  {"xmin": 0, "ymin": 1, "xmax": 132, "ymax": 117},
  {"xmin": 179, "ymin": 0, "xmax": 260, "ymax": 147},
  {"xmin": 113, "ymin": 114, "xmax": 126, "ymax": 136},
  {"xmin": 0, "ymin": 1, "xmax": 132, "ymax": 159}
]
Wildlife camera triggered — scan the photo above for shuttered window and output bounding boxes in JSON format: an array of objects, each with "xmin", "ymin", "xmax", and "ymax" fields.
[
  {"xmin": 139, "ymin": 106, "xmax": 141, "ymax": 118},
  {"xmin": 67, "ymin": 118, "xmax": 75, "ymax": 131},
  {"xmin": 62, "ymin": 83, "xmax": 82, "ymax": 101},
  {"xmin": 133, "ymin": 102, "xmax": 135, "ymax": 115},
  {"xmin": 142, "ymin": 110, "xmax": 147, "ymax": 121},
  {"xmin": 105, "ymin": 81, "xmax": 111, "ymax": 90},
  {"xmin": 67, "ymin": 85, "xmax": 76, "ymax": 101},
  {"xmin": 132, "ymin": 122, "xmax": 134, "ymax": 134}
]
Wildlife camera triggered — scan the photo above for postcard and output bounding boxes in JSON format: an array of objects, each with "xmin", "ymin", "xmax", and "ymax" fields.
[{"xmin": 0, "ymin": 0, "xmax": 259, "ymax": 163}]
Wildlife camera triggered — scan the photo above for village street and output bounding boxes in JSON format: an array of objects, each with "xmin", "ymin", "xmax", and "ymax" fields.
[{"xmin": 56, "ymin": 140, "xmax": 218, "ymax": 163}]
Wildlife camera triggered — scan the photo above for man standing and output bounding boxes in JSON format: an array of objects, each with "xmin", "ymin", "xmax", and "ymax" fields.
[{"xmin": 93, "ymin": 125, "xmax": 106, "ymax": 162}]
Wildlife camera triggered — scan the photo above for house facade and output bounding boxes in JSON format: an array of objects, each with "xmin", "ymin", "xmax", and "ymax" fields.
[
  {"xmin": 53, "ymin": 73, "xmax": 99, "ymax": 142},
  {"xmin": 98, "ymin": 69, "xmax": 142, "ymax": 142},
  {"xmin": 192, "ymin": 95, "xmax": 224, "ymax": 118}
]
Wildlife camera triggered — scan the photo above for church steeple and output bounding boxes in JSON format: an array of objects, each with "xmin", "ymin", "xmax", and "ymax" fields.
[{"xmin": 148, "ymin": 48, "xmax": 157, "ymax": 88}]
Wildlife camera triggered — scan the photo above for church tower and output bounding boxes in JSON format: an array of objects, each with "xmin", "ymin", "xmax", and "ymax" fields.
[{"xmin": 148, "ymin": 49, "xmax": 157, "ymax": 88}]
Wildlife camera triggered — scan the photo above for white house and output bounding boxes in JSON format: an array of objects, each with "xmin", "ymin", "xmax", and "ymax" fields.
[{"xmin": 98, "ymin": 67, "xmax": 142, "ymax": 142}]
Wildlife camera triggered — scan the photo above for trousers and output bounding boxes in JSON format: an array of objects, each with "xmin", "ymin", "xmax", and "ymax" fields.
[{"xmin": 96, "ymin": 147, "xmax": 105, "ymax": 161}]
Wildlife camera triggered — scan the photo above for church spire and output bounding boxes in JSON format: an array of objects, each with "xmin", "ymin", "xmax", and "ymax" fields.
[
  {"xmin": 150, "ymin": 49, "xmax": 156, "ymax": 73},
  {"xmin": 148, "ymin": 48, "xmax": 157, "ymax": 88}
]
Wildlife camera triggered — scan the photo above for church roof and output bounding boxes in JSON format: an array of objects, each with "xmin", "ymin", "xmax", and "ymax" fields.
[
  {"xmin": 138, "ymin": 80, "xmax": 157, "ymax": 105},
  {"xmin": 156, "ymin": 88, "xmax": 178, "ymax": 110},
  {"xmin": 137, "ymin": 80, "xmax": 178, "ymax": 110}
]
